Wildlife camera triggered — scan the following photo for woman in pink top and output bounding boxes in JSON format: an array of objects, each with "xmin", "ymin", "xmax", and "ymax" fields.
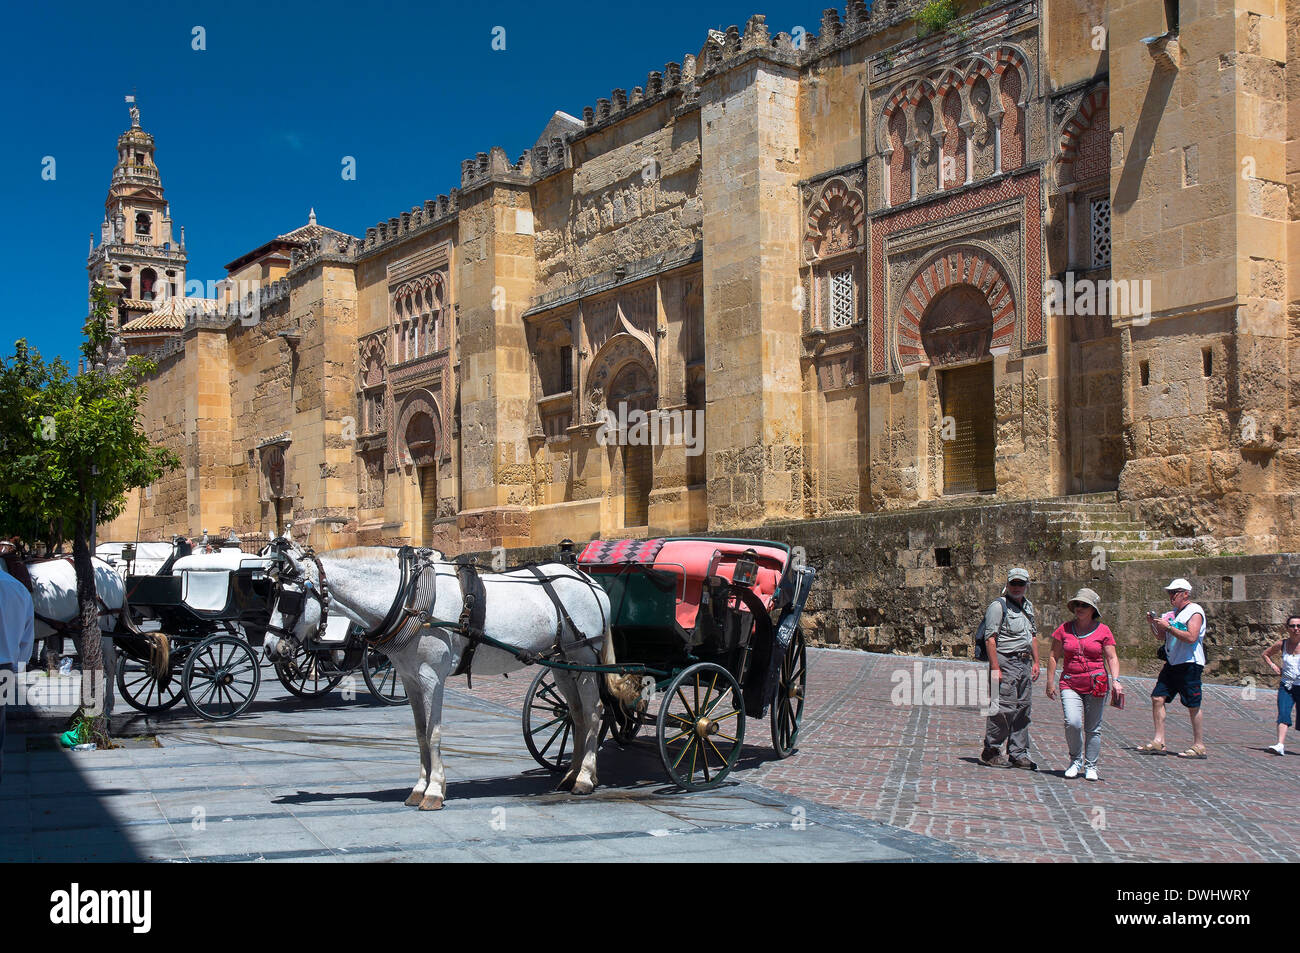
[{"xmin": 1046, "ymin": 588, "xmax": 1125, "ymax": 781}]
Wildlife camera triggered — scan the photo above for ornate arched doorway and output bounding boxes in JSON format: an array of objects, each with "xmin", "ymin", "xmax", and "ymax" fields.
[
  {"xmin": 922, "ymin": 286, "xmax": 996, "ymax": 494},
  {"xmin": 608, "ymin": 361, "xmax": 655, "ymax": 528},
  {"xmin": 404, "ymin": 411, "xmax": 437, "ymax": 545}
]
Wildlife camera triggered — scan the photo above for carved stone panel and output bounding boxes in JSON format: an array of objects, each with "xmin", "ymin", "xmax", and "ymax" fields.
[{"xmin": 804, "ymin": 176, "xmax": 866, "ymax": 263}]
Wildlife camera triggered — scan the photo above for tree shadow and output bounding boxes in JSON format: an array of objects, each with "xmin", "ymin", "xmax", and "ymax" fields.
[{"xmin": 15, "ymin": 747, "xmax": 144, "ymax": 861}]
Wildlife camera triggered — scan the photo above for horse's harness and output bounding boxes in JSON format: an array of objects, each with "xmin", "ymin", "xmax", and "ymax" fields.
[
  {"xmin": 2, "ymin": 550, "xmax": 126, "ymax": 635},
  {"xmin": 269, "ymin": 544, "xmax": 605, "ymax": 688}
]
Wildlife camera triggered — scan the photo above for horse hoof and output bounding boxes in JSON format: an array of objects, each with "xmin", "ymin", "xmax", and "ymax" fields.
[
  {"xmin": 418, "ymin": 795, "xmax": 444, "ymax": 811},
  {"xmin": 571, "ymin": 781, "xmax": 594, "ymax": 796},
  {"xmin": 404, "ymin": 791, "xmax": 424, "ymax": 807}
]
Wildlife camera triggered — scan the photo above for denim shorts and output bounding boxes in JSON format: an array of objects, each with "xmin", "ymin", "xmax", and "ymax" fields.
[
  {"xmin": 1278, "ymin": 684, "xmax": 1300, "ymax": 727},
  {"xmin": 1152, "ymin": 662, "xmax": 1203, "ymax": 709}
]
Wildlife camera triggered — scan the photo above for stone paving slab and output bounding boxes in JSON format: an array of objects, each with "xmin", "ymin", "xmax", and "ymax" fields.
[
  {"xmin": 0, "ymin": 659, "xmax": 974, "ymax": 863},
  {"xmin": 7, "ymin": 646, "xmax": 1290, "ymax": 862}
]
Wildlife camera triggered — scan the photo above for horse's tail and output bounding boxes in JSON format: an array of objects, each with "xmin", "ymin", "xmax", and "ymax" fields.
[{"xmin": 600, "ymin": 621, "xmax": 640, "ymax": 705}]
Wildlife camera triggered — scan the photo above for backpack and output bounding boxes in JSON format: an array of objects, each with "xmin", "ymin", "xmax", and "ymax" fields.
[{"xmin": 974, "ymin": 596, "xmax": 1008, "ymax": 663}]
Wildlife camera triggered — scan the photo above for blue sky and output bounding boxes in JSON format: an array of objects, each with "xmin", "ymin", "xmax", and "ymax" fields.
[{"xmin": 1, "ymin": 0, "xmax": 828, "ymax": 367}]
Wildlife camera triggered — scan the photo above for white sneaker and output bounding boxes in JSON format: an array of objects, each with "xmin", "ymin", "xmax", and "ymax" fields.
[
  {"xmin": 1268, "ymin": 743, "xmax": 1285, "ymax": 756},
  {"xmin": 1085, "ymin": 767, "xmax": 1099, "ymax": 781},
  {"xmin": 1064, "ymin": 761, "xmax": 1081, "ymax": 779}
]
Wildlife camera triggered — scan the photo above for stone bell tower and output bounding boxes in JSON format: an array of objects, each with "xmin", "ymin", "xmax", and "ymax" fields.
[{"xmin": 86, "ymin": 95, "xmax": 190, "ymax": 350}]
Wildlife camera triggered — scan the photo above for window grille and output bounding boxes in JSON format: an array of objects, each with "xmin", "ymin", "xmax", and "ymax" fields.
[
  {"xmin": 1090, "ymin": 197, "xmax": 1111, "ymax": 268},
  {"xmin": 829, "ymin": 269, "xmax": 855, "ymax": 329}
]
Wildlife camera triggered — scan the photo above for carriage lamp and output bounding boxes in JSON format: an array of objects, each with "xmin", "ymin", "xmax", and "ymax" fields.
[
  {"xmin": 557, "ymin": 539, "xmax": 576, "ymax": 565},
  {"xmin": 733, "ymin": 556, "xmax": 759, "ymax": 589}
]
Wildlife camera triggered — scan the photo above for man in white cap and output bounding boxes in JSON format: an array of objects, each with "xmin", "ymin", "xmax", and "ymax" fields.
[
  {"xmin": 979, "ymin": 567, "xmax": 1040, "ymax": 769},
  {"xmin": 1138, "ymin": 578, "xmax": 1207, "ymax": 758}
]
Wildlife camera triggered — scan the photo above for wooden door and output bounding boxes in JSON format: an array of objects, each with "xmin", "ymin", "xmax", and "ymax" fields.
[
  {"xmin": 622, "ymin": 444, "xmax": 651, "ymax": 527},
  {"xmin": 419, "ymin": 466, "xmax": 437, "ymax": 546},
  {"xmin": 940, "ymin": 362, "xmax": 995, "ymax": 494}
]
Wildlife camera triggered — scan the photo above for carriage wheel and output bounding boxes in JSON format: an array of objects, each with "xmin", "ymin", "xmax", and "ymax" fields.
[
  {"xmin": 361, "ymin": 647, "xmax": 408, "ymax": 705},
  {"xmin": 770, "ymin": 627, "xmax": 807, "ymax": 758},
  {"xmin": 656, "ymin": 662, "xmax": 745, "ymax": 791},
  {"xmin": 116, "ymin": 650, "xmax": 184, "ymax": 714},
  {"xmin": 522, "ymin": 668, "xmax": 573, "ymax": 773},
  {"xmin": 275, "ymin": 640, "xmax": 345, "ymax": 698},
  {"xmin": 182, "ymin": 634, "xmax": 261, "ymax": 721}
]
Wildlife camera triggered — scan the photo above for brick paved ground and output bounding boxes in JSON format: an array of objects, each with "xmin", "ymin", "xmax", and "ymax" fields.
[{"xmin": 460, "ymin": 649, "xmax": 1300, "ymax": 863}]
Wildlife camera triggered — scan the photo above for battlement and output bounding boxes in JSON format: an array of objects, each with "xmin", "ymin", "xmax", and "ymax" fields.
[
  {"xmin": 348, "ymin": 2, "xmax": 947, "ymax": 244},
  {"xmin": 359, "ymin": 191, "xmax": 461, "ymax": 259}
]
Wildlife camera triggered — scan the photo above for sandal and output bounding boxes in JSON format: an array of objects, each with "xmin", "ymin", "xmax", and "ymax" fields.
[
  {"xmin": 1176, "ymin": 745, "xmax": 1208, "ymax": 759},
  {"xmin": 1136, "ymin": 741, "xmax": 1166, "ymax": 753}
]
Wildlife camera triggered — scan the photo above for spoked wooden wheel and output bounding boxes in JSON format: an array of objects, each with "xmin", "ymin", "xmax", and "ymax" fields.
[
  {"xmin": 361, "ymin": 646, "xmax": 408, "ymax": 705},
  {"xmin": 523, "ymin": 668, "xmax": 573, "ymax": 773},
  {"xmin": 117, "ymin": 649, "xmax": 183, "ymax": 713},
  {"xmin": 182, "ymin": 634, "xmax": 262, "ymax": 721},
  {"xmin": 657, "ymin": 662, "xmax": 745, "ymax": 791},
  {"xmin": 275, "ymin": 640, "xmax": 345, "ymax": 697},
  {"xmin": 770, "ymin": 627, "xmax": 807, "ymax": 758}
]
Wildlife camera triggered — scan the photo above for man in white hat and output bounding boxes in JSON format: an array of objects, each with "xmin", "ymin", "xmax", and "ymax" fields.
[
  {"xmin": 979, "ymin": 567, "xmax": 1040, "ymax": 769},
  {"xmin": 1138, "ymin": 578, "xmax": 1207, "ymax": 758}
]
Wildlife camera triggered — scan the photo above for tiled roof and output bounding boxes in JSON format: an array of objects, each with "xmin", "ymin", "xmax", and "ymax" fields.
[
  {"xmin": 120, "ymin": 295, "xmax": 220, "ymax": 333},
  {"xmin": 276, "ymin": 221, "xmax": 353, "ymax": 245}
]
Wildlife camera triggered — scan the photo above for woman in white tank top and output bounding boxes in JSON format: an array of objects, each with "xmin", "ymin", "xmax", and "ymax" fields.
[{"xmin": 1262, "ymin": 615, "xmax": 1300, "ymax": 755}]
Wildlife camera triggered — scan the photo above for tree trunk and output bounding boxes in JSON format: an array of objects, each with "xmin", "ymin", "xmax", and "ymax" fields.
[{"xmin": 72, "ymin": 521, "xmax": 108, "ymax": 745}]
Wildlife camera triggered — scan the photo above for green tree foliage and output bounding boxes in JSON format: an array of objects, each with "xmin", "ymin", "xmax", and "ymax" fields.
[{"xmin": 0, "ymin": 286, "xmax": 179, "ymax": 741}]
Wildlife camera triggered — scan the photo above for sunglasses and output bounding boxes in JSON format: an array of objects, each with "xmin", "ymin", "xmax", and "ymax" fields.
[
  {"xmin": 1287, "ymin": 623, "xmax": 1300, "ymax": 629},
  {"xmin": 1007, "ymin": 580, "xmax": 1027, "ymax": 586}
]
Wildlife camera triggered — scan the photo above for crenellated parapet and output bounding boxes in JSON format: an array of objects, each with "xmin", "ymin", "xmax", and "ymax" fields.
[
  {"xmin": 289, "ymin": 231, "xmax": 362, "ymax": 273},
  {"xmin": 360, "ymin": 192, "xmax": 461, "ymax": 258},
  {"xmin": 459, "ymin": 146, "xmax": 533, "ymax": 191},
  {"xmin": 530, "ymin": 135, "xmax": 572, "ymax": 177}
]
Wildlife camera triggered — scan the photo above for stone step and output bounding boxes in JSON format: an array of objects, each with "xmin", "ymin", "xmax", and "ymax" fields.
[
  {"xmin": 1049, "ymin": 520, "xmax": 1150, "ymax": 534},
  {"xmin": 1043, "ymin": 492, "xmax": 1121, "ymax": 504},
  {"xmin": 1037, "ymin": 502, "xmax": 1131, "ymax": 513},
  {"xmin": 1077, "ymin": 530, "xmax": 1163, "ymax": 542},
  {"xmin": 1109, "ymin": 549, "xmax": 1197, "ymax": 561},
  {"xmin": 1082, "ymin": 539, "xmax": 1194, "ymax": 553},
  {"xmin": 1042, "ymin": 511, "xmax": 1141, "ymax": 524}
]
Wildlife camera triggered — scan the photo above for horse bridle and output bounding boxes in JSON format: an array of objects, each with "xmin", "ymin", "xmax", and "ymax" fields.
[{"xmin": 265, "ymin": 540, "xmax": 331, "ymax": 642}]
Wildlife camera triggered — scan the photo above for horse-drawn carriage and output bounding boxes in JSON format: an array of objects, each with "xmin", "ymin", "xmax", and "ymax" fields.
[
  {"xmin": 522, "ymin": 536, "xmax": 815, "ymax": 791},
  {"xmin": 116, "ymin": 541, "xmax": 405, "ymax": 721},
  {"xmin": 114, "ymin": 548, "xmax": 275, "ymax": 720}
]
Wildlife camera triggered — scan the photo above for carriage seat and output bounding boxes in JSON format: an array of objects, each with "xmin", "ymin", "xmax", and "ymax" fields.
[
  {"xmin": 652, "ymin": 541, "xmax": 783, "ymax": 633},
  {"xmin": 181, "ymin": 570, "xmax": 232, "ymax": 613}
]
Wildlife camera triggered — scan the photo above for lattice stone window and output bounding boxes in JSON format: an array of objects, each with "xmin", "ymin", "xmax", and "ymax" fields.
[
  {"xmin": 1090, "ymin": 197, "xmax": 1112, "ymax": 268},
  {"xmin": 829, "ymin": 269, "xmax": 855, "ymax": 329}
]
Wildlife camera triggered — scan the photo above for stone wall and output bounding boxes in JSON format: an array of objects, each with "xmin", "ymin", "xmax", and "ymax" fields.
[{"xmin": 484, "ymin": 497, "xmax": 1297, "ymax": 686}]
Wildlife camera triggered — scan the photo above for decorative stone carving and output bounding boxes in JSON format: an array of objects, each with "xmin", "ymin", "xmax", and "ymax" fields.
[{"xmin": 804, "ymin": 177, "xmax": 866, "ymax": 262}]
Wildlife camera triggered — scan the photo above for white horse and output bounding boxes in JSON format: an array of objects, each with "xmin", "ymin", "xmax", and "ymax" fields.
[
  {"xmin": 267, "ymin": 545, "xmax": 635, "ymax": 810},
  {"xmin": 25, "ymin": 556, "xmax": 128, "ymax": 645}
]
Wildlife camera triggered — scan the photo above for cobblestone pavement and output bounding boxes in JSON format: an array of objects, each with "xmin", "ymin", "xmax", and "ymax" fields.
[
  {"xmin": 0, "ymin": 663, "xmax": 971, "ymax": 863},
  {"xmin": 5, "ymin": 647, "xmax": 1294, "ymax": 862},
  {"xmin": 459, "ymin": 649, "xmax": 1300, "ymax": 863}
]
